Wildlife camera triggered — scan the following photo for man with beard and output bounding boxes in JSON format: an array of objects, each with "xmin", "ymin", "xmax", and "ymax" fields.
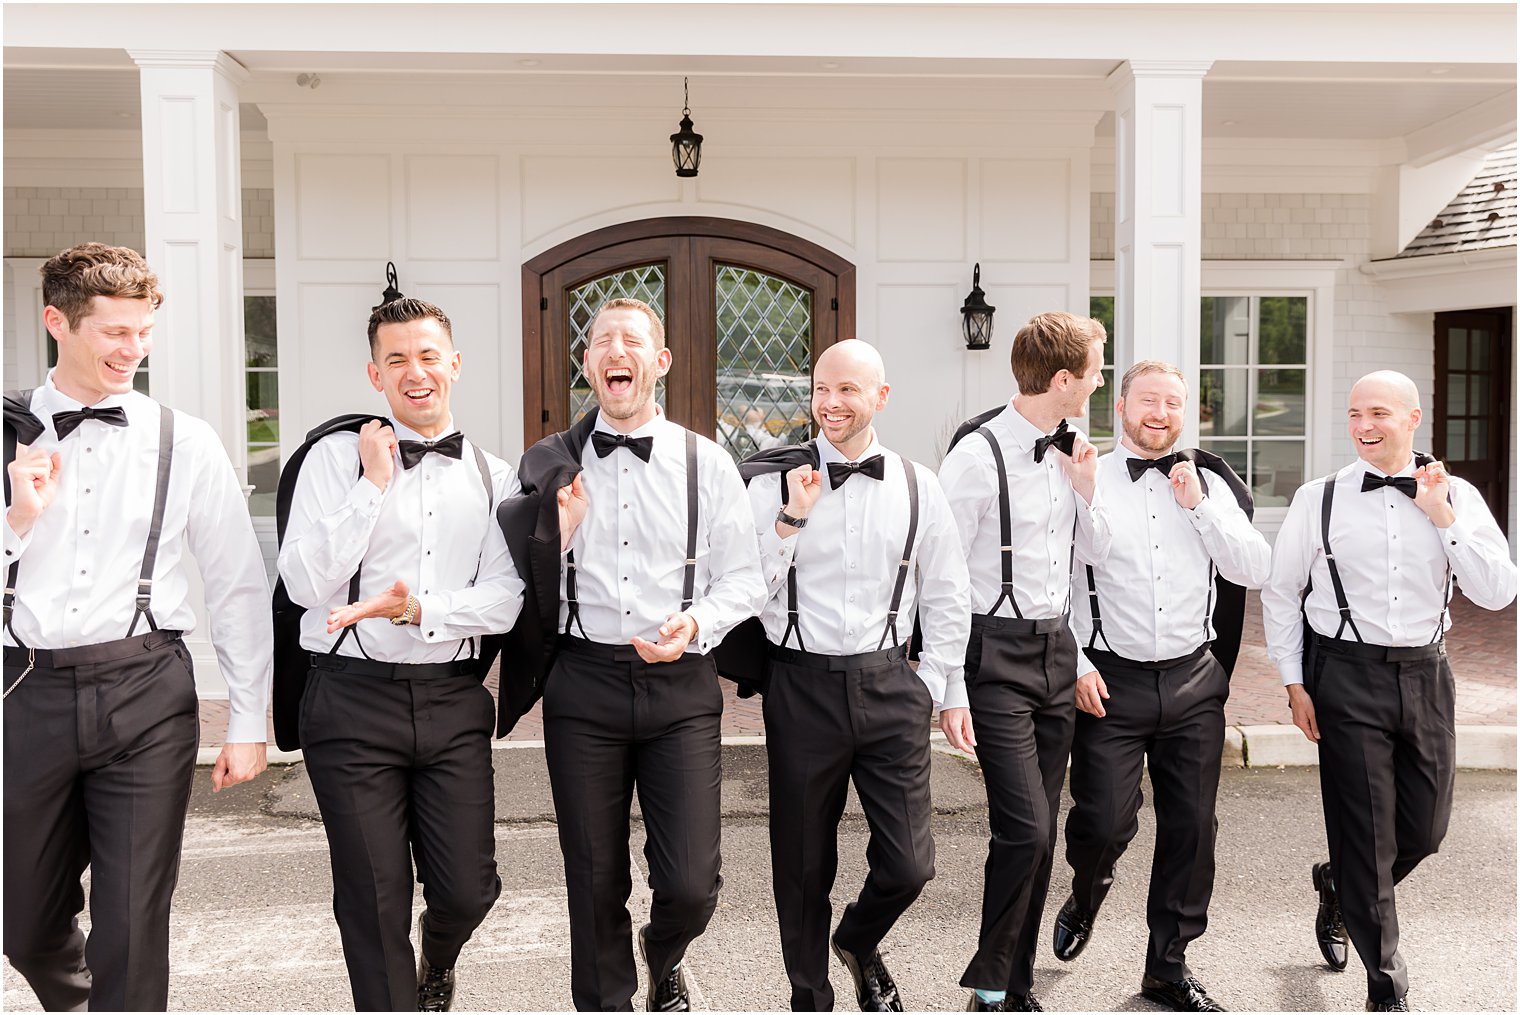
[
  {"xmin": 3, "ymin": 243, "xmax": 270, "ymax": 1010},
  {"xmin": 1262, "ymin": 370, "xmax": 1515, "ymax": 1013},
  {"xmin": 740, "ymin": 340, "xmax": 971, "ymax": 1012},
  {"xmin": 938, "ymin": 311, "xmax": 1110, "ymax": 1012},
  {"xmin": 279, "ymin": 296, "xmax": 526, "ymax": 1011},
  {"xmin": 1054, "ymin": 360, "xmax": 1269, "ymax": 1012},
  {"xmin": 512, "ymin": 298, "xmax": 765, "ymax": 1012}
]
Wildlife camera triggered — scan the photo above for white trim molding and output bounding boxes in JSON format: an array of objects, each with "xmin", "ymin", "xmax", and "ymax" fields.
[{"xmin": 1360, "ymin": 247, "xmax": 1518, "ymax": 314}]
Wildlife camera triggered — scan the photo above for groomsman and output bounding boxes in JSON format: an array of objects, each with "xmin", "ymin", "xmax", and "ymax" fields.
[
  {"xmin": 3, "ymin": 243, "xmax": 271, "ymax": 1010},
  {"xmin": 503, "ymin": 298, "xmax": 765, "ymax": 1012},
  {"xmin": 741, "ymin": 340, "xmax": 971, "ymax": 1011},
  {"xmin": 1057, "ymin": 360, "xmax": 1270, "ymax": 1012},
  {"xmin": 1262, "ymin": 370, "xmax": 1515, "ymax": 1013},
  {"xmin": 279, "ymin": 296, "xmax": 525, "ymax": 1010},
  {"xmin": 938, "ymin": 311, "xmax": 1112, "ymax": 1012}
]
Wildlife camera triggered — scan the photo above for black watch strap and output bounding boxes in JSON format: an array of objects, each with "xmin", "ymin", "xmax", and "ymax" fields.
[{"xmin": 776, "ymin": 507, "xmax": 808, "ymax": 529}]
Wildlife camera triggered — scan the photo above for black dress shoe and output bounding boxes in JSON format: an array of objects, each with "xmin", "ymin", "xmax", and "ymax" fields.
[
  {"xmin": 1312, "ymin": 861, "xmax": 1349, "ymax": 971},
  {"xmin": 638, "ymin": 924, "xmax": 691, "ymax": 1013},
  {"xmin": 1140, "ymin": 974, "xmax": 1226, "ymax": 1012},
  {"xmin": 416, "ymin": 912, "xmax": 456, "ymax": 1012},
  {"xmin": 1365, "ymin": 997, "xmax": 1408, "ymax": 1012},
  {"xmin": 830, "ymin": 935, "xmax": 903, "ymax": 1012},
  {"xmin": 965, "ymin": 994, "xmax": 1007, "ymax": 1012},
  {"xmin": 1005, "ymin": 992, "xmax": 1043, "ymax": 1012},
  {"xmin": 1052, "ymin": 894, "xmax": 1097, "ymax": 962}
]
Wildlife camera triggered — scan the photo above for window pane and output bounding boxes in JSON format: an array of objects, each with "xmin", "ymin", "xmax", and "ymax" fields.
[
  {"xmin": 1447, "ymin": 419, "xmax": 1468, "ymax": 460},
  {"xmin": 1257, "ymin": 297, "xmax": 1307, "ymax": 364},
  {"xmin": 1255, "ymin": 368, "xmax": 1306, "ymax": 436},
  {"xmin": 1201, "ymin": 296, "xmax": 1249, "ymax": 365},
  {"xmin": 248, "ymin": 445, "xmax": 280, "ymax": 517},
  {"xmin": 246, "ymin": 372, "xmax": 279, "ymax": 445},
  {"xmin": 1198, "ymin": 439, "xmax": 1248, "ymax": 480},
  {"xmin": 1447, "ymin": 373, "xmax": 1468, "ymax": 415},
  {"xmin": 1471, "ymin": 418, "xmax": 1489, "ymax": 460},
  {"xmin": 1199, "ymin": 368, "xmax": 1249, "ymax": 437},
  {"xmin": 712, "ymin": 264, "xmax": 814, "ymax": 461},
  {"xmin": 1089, "ymin": 296, "xmax": 1115, "ymax": 366},
  {"xmin": 1470, "ymin": 374, "xmax": 1489, "ymax": 416},
  {"xmin": 1088, "ymin": 366, "xmax": 1115, "ymax": 441},
  {"xmin": 1252, "ymin": 441, "xmax": 1305, "ymax": 505},
  {"xmin": 245, "ymin": 295, "xmax": 278, "ymax": 367},
  {"xmin": 1447, "ymin": 328, "xmax": 1468, "ymax": 369},
  {"xmin": 568, "ymin": 264, "xmax": 666, "ymax": 423},
  {"xmin": 1471, "ymin": 327, "xmax": 1491, "ymax": 367}
]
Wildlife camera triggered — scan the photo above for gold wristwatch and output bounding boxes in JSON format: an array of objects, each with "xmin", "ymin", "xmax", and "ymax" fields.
[{"xmin": 391, "ymin": 594, "xmax": 419, "ymax": 626}]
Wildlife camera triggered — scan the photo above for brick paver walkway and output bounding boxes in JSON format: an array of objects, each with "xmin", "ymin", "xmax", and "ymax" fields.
[{"xmin": 201, "ymin": 591, "xmax": 1514, "ymax": 748}]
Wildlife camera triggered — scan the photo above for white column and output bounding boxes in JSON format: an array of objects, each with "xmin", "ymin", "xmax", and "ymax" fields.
[
  {"xmin": 1107, "ymin": 60, "xmax": 1211, "ymax": 444},
  {"xmin": 130, "ymin": 50, "xmax": 248, "ymax": 468}
]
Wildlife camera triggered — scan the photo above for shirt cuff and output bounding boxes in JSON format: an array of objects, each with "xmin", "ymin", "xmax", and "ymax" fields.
[
  {"xmin": 1439, "ymin": 511, "xmax": 1475, "ymax": 551},
  {"xmin": 1277, "ymin": 656, "xmax": 1305, "ymax": 686},
  {"xmin": 224, "ymin": 709, "xmax": 269, "ymax": 745},
  {"xmin": 684, "ymin": 602, "xmax": 715, "ymax": 654},
  {"xmin": 1186, "ymin": 493, "xmax": 1220, "ymax": 528},
  {"xmin": 939, "ymin": 674, "xmax": 969, "ymax": 710},
  {"xmin": 349, "ymin": 475, "xmax": 385, "ymax": 513},
  {"xmin": 3, "ymin": 517, "xmax": 32, "ymax": 562},
  {"xmin": 414, "ymin": 593, "xmax": 446, "ymax": 641},
  {"xmin": 759, "ymin": 524, "xmax": 799, "ymax": 559}
]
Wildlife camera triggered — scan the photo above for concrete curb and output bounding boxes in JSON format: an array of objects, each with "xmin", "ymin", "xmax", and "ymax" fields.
[{"xmin": 199, "ymin": 725, "xmax": 1517, "ymax": 770}]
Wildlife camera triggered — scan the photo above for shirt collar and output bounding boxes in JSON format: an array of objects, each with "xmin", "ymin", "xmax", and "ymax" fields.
[
  {"xmin": 38, "ymin": 370, "xmax": 136, "ymax": 416},
  {"xmin": 391, "ymin": 417, "xmax": 459, "ymax": 444},
  {"xmin": 996, "ymin": 399, "xmax": 1054, "ymax": 452},
  {"xmin": 592, "ymin": 404, "xmax": 666, "ymax": 440},
  {"xmin": 1351, "ymin": 455, "xmax": 1417, "ymax": 480},
  {"xmin": 816, "ymin": 430, "xmax": 882, "ymax": 466}
]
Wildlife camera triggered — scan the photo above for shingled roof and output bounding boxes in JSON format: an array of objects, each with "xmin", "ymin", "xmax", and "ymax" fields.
[{"xmin": 1396, "ymin": 143, "xmax": 1516, "ymax": 259}]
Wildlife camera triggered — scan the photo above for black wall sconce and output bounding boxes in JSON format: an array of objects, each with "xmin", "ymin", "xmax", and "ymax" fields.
[
  {"xmin": 374, "ymin": 261, "xmax": 404, "ymax": 310},
  {"xmin": 670, "ymin": 77, "xmax": 703, "ymax": 178},
  {"xmin": 961, "ymin": 263, "xmax": 995, "ymax": 350}
]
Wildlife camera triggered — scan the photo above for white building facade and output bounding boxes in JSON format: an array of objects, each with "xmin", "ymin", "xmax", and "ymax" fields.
[{"xmin": 4, "ymin": 3, "xmax": 1515, "ymax": 699}]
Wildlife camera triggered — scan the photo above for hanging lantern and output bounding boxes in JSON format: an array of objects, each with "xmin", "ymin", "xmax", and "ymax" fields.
[
  {"xmin": 961, "ymin": 263, "xmax": 996, "ymax": 350},
  {"xmin": 670, "ymin": 77, "xmax": 703, "ymax": 178}
]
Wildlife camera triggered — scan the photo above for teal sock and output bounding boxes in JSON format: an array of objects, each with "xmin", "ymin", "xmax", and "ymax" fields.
[{"xmin": 975, "ymin": 989, "xmax": 1006, "ymax": 1003}]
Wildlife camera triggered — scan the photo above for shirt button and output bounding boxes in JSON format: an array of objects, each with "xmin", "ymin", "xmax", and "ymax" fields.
[
  {"xmin": 623, "ymin": 541, "xmax": 629, "ymax": 546},
  {"xmin": 428, "ymin": 630, "xmax": 435, "ymax": 637},
  {"xmin": 625, "ymin": 610, "xmax": 631, "ymax": 616},
  {"xmin": 623, "ymin": 504, "xmax": 629, "ymax": 509},
  {"xmin": 85, "ymin": 447, "xmax": 91, "ymax": 453},
  {"xmin": 426, "ymin": 550, "xmax": 431, "ymax": 556},
  {"xmin": 83, "ymin": 530, "xmax": 89, "ymax": 535},
  {"xmin": 623, "ymin": 468, "xmax": 629, "ymax": 474},
  {"xmin": 84, "ymin": 488, "xmax": 90, "ymax": 494},
  {"xmin": 428, "ymin": 511, "xmax": 433, "ymax": 517},
  {"xmin": 80, "ymin": 569, "xmax": 86, "ymax": 575}
]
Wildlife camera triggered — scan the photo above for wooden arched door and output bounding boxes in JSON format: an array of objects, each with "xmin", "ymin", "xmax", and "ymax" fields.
[{"xmin": 522, "ymin": 217, "xmax": 856, "ymax": 456}]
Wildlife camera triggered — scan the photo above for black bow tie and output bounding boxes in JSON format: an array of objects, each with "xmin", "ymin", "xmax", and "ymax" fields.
[
  {"xmin": 1361, "ymin": 472, "xmax": 1418, "ymax": 499},
  {"xmin": 827, "ymin": 454, "xmax": 886, "ymax": 487},
  {"xmin": 591, "ymin": 430, "xmax": 655, "ymax": 463},
  {"xmin": 1033, "ymin": 420, "xmax": 1076, "ymax": 463},
  {"xmin": 398, "ymin": 432, "xmax": 465, "ymax": 470},
  {"xmin": 1127, "ymin": 452, "xmax": 1182, "ymax": 482},
  {"xmin": 52, "ymin": 405, "xmax": 129, "ymax": 440}
]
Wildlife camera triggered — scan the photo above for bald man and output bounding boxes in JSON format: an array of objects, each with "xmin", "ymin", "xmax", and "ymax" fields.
[
  {"xmin": 739, "ymin": 340, "xmax": 971, "ymax": 1011},
  {"xmin": 1261, "ymin": 370, "xmax": 1515, "ymax": 1013}
]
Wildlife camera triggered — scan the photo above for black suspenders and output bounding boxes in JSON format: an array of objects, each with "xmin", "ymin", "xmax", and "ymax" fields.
[
  {"xmin": 779, "ymin": 456, "xmax": 920, "ymax": 652},
  {"xmin": 331, "ymin": 439, "xmax": 496, "ymax": 660},
  {"xmin": 1316, "ymin": 457, "xmax": 1450, "ymax": 645},
  {"xmin": 4, "ymin": 399, "xmax": 174, "ymax": 687},
  {"xmin": 565, "ymin": 429, "xmax": 700, "ymax": 637},
  {"xmin": 977, "ymin": 426, "xmax": 1023, "ymax": 619}
]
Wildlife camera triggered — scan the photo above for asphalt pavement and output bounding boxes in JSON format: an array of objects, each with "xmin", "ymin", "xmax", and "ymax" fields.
[{"xmin": 3, "ymin": 746, "xmax": 1514, "ymax": 1012}]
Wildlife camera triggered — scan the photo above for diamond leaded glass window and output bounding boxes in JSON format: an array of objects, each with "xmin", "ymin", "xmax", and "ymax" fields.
[
  {"xmin": 567, "ymin": 264, "xmax": 667, "ymax": 423},
  {"xmin": 714, "ymin": 264, "xmax": 813, "ymax": 461}
]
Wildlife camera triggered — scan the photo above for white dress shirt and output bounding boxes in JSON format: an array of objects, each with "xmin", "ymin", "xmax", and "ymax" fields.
[
  {"xmin": 3, "ymin": 375, "xmax": 272, "ymax": 743},
  {"xmin": 1072, "ymin": 446, "xmax": 1271, "ymax": 663},
  {"xmin": 561, "ymin": 410, "xmax": 766, "ymax": 654},
  {"xmin": 279, "ymin": 418, "xmax": 526, "ymax": 663},
  {"xmin": 748, "ymin": 433, "xmax": 972, "ymax": 708},
  {"xmin": 1261, "ymin": 457, "xmax": 1517, "ymax": 685},
  {"xmin": 937, "ymin": 401, "xmax": 1114, "ymax": 677}
]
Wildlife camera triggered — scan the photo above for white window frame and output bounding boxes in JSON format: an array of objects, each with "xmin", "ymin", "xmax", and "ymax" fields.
[
  {"xmin": 1090, "ymin": 259, "xmax": 1339, "ymax": 535},
  {"xmin": 243, "ymin": 260, "xmax": 278, "ymax": 537}
]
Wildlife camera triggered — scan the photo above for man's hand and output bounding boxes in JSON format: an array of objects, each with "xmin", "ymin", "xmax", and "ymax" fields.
[
  {"xmin": 632, "ymin": 612, "xmax": 698, "ymax": 664},
  {"xmin": 357, "ymin": 420, "xmax": 397, "ymax": 493},
  {"xmin": 1413, "ymin": 460, "xmax": 1456, "ymax": 528},
  {"xmin": 1169, "ymin": 459, "xmax": 1204, "ymax": 510},
  {"xmin": 939, "ymin": 707, "xmax": 976, "ymax": 754},
  {"xmin": 1060, "ymin": 435, "xmax": 1099, "ymax": 503},
  {"xmin": 5, "ymin": 445, "xmax": 61, "ymax": 538},
  {"xmin": 1288, "ymin": 684, "xmax": 1320, "ymax": 743},
  {"xmin": 557, "ymin": 473, "xmax": 590, "ymax": 551},
  {"xmin": 212, "ymin": 742, "xmax": 268, "ymax": 792},
  {"xmin": 1075, "ymin": 670, "xmax": 1109, "ymax": 717},
  {"xmin": 778, "ymin": 464, "xmax": 823, "ymax": 535},
  {"xmin": 328, "ymin": 579, "xmax": 411, "ymax": 632}
]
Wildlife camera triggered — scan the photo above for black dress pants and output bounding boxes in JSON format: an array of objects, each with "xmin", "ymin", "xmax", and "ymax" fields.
[
  {"xmin": 543, "ymin": 638, "xmax": 724, "ymax": 1012},
  {"xmin": 1063, "ymin": 646, "xmax": 1228, "ymax": 981},
  {"xmin": 3, "ymin": 631, "xmax": 199, "ymax": 1012},
  {"xmin": 300, "ymin": 658, "xmax": 501, "ymax": 1012},
  {"xmin": 960, "ymin": 615, "xmax": 1078, "ymax": 996},
  {"xmin": 1306, "ymin": 633, "xmax": 1455, "ymax": 1006},
  {"xmin": 764, "ymin": 644, "xmax": 936, "ymax": 1012}
]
